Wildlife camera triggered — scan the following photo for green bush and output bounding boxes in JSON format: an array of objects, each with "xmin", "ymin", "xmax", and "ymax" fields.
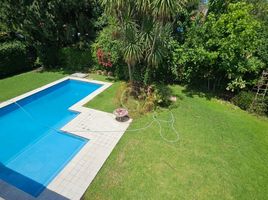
[
  {"xmin": 232, "ymin": 91, "xmax": 268, "ymax": 116},
  {"xmin": 0, "ymin": 32, "xmax": 12, "ymax": 43},
  {"xmin": 232, "ymin": 91, "xmax": 255, "ymax": 111},
  {"xmin": 91, "ymin": 25, "xmax": 126, "ymax": 78},
  {"xmin": 175, "ymin": 2, "xmax": 265, "ymax": 91},
  {"xmin": 0, "ymin": 41, "xmax": 34, "ymax": 77},
  {"xmin": 36, "ymin": 45, "xmax": 61, "ymax": 68},
  {"xmin": 153, "ymin": 84, "xmax": 173, "ymax": 107},
  {"xmin": 59, "ymin": 47, "xmax": 92, "ymax": 70},
  {"xmin": 264, "ymin": 96, "xmax": 268, "ymax": 115}
]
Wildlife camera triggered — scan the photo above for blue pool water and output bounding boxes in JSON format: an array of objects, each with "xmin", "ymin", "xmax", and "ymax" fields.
[{"xmin": 0, "ymin": 79, "xmax": 102, "ymax": 196}]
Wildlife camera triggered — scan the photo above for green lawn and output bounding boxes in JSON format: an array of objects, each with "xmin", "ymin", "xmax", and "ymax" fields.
[
  {"xmin": 0, "ymin": 71, "xmax": 65, "ymax": 102},
  {"xmin": 85, "ymin": 77, "xmax": 268, "ymax": 200},
  {"xmin": 85, "ymin": 73, "xmax": 121, "ymax": 113},
  {"xmin": 1, "ymin": 71, "xmax": 268, "ymax": 200}
]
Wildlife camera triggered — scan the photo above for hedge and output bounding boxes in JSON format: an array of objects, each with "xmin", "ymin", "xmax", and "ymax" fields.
[
  {"xmin": 0, "ymin": 41, "xmax": 34, "ymax": 77},
  {"xmin": 59, "ymin": 47, "xmax": 92, "ymax": 70},
  {"xmin": 231, "ymin": 91, "xmax": 255, "ymax": 111},
  {"xmin": 232, "ymin": 90, "xmax": 268, "ymax": 115}
]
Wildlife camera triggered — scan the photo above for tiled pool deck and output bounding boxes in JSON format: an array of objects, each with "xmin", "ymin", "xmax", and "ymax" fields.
[{"xmin": 0, "ymin": 77, "xmax": 131, "ymax": 200}]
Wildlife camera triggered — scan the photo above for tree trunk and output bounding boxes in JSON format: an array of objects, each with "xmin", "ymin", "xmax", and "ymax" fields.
[
  {"xmin": 213, "ymin": 80, "xmax": 216, "ymax": 92},
  {"xmin": 149, "ymin": 24, "xmax": 161, "ymax": 66},
  {"xmin": 127, "ymin": 63, "xmax": 133, "ymax": 82}
]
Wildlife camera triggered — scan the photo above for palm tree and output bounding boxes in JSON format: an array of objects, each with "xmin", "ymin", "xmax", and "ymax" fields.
[
  {"xmin": 145, "ymin": 23, "xmax": 172, "ymax": 67},
  {"xmin": 146, "ymin": 0, "xmax": 186, "ymax": 67},
  {"xmin": 101, "ymin": 0, "xmax": 188, "ymax": 82},
  {"xmin": 152, "ymin": 0, "xmax": 185, "ymax": 21},
  {"xmin": 121, "ymin": 20, "xmax": 142, "ymax": 82}
]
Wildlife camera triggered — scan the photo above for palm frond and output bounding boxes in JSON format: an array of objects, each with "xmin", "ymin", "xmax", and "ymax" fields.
[
  {"xmin": 123, "ymin": 43, "xmax": 143, "ymax": 66},
  {"xmin": 152, "ymin": 0, "xmax": 187, "ymax": 21},
  {"xmin": 136, "ymin": 0, "xmax": 153, "ymax": 13}
]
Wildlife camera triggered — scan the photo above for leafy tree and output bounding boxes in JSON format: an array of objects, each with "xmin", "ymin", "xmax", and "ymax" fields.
[
  {"xmin": 209, "ymin": 0, "xmax": 268, "ymax": 18},
  {"xmin": 91, "ymin": 22, "xmax": 127, "ymax": 79},
  {"xmin": 174, "ymin": 2, "xmax": 266, "ymax": 91},
  {"xmin": 1, "ymin": 0, "xmax": 101, "ymax": 67},
  {"xmin": 248, "ymin": 0, "xmax": 268, "ymax": 66},
  {"xmin": 208, "ymin": 0, "xmax": 234, "ymax": 14},
  {"xmin": 100, "ymin": 0, "xmax": 187, "ymax": 83}
]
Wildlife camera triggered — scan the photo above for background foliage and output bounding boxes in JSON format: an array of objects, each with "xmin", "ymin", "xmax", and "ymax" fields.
[
  {"xmin": 1, "ymin": 0, "xmax": 101, "ymax": 68},
  {"xmin": 0, "ymin": 39, "xmax": 35, "ymax": 77},
  {"xmin": 171, "ymin": 2, "xmax": 266, "ymax": 92},
  {"xmin": 0, "ymin": 0, "xmax": 267, "ymax": 114},
  {"xmin": 59, "ymin": 47, "xmax": 92, "ymax": 71}
]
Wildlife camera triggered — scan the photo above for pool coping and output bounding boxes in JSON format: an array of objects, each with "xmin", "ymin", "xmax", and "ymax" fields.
[{"xmin": 0, "ymin": 76, "xmax": 132, "ymax": 200}]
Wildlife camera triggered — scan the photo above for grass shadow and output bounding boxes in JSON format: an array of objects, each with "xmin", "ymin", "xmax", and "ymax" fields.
[
  {"xmin": 180, "ymin": 84, "xmax": 233, "ymax": 101},
  {"xmin": 36, "ymin": 67, "xmax": 74, "ymax": 75}
]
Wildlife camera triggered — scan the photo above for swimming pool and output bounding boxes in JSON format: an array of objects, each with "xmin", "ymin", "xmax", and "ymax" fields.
[{"xmin": 0, "ymin": 79, "xmax": 102, "ymax": 197}]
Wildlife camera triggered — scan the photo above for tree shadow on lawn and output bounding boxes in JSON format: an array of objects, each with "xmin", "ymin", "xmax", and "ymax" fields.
[
  {"xmin": 41, "ymin": 68, "xmax": 118, "ymax": 82},
  {"xmin": 38, "ymin": 68, "xmax": 75, "ymax": 75},
  {"xmin": 180, "ymin": 84, "xmax": 233, "ymax": 101}
]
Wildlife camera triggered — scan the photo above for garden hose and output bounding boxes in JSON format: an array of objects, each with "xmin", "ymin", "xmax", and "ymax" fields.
[{"xmin": 8, "ymin": 99, "xmax": 180, "ymax": 143}]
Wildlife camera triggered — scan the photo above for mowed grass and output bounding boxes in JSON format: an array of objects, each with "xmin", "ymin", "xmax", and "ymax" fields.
[
  {"xmin": 0, "ymin": 71, "xmax": 65, "ymax": 102},
  {"xmin": 85, "ymin": 73, "xmax": 121, "ymax": 113},
  {"xmin": 84, "ymin": 76, "xmax": 268, "ymax": 199},
  {"xmin": 1, "ymin": 72, "xmax": 268, "ymax": 199}
]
